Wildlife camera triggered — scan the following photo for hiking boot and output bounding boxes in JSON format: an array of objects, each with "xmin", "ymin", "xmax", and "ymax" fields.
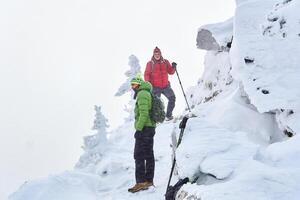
[
  {"xmin": 165, "ymin": 116, "xmax": 174, "ymax": 121},
  {"xmin": 144, "ymin": 181, "xmax": 154, "ymax": 188},
  {"xmin": 128, "ymin": 182, "xmax": 149, "ymax": 193}
]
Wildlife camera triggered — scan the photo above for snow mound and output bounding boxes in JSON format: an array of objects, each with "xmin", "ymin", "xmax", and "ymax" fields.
[
  {"xmin": 176, "ymin": 118, "xmax": 259, "ymax": 180},
  {"xmin": 178, "ymin": 135, "xmax": 300, "ymax": 200}
]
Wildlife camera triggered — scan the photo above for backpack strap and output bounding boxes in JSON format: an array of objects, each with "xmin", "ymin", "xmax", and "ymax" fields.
[
  {"xmin": 150, "ymin": 59, "xmax": 166, "ymax": 72},
  {"xmin": 149, "ymin": 61, "xmax": 154, "ymax": 83},
  {"xmin": 150, "ymin": 60, "xmax": 154, "ymax": 73}
]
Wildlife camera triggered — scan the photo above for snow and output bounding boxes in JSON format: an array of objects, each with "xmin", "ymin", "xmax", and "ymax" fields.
[
  {"xmin": 186, "ymin": 51, "xmax": 233, "ymax": 108},
  {"xmin": 176, "ymin": 118, "xmax": 259, "ymax": 180},
  {"xmin": 177, "ymin": 0, "xmax": 300, "ymax": 199},
  {"xmin": 177, "ymin": 135, "xmax": 300, "ymax": 200},
  {"xmin": 10, "ymin": 0, "xmax": 300, "ymax": 199},
  {"xmin": 10, "ymin": 121, "xmax": 178, "ymax": 200},
  {"xmin": 230, "ymin": 0, "xmax": 300, "ymax": 134},
  {"xmin": 10, "ymin": 171, "xmax": 101, "ymax": 200}
]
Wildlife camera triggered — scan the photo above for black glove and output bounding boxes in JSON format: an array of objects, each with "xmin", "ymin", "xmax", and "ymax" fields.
[{"xmin": 171, "ymin": 62, "xmax": 177, "ymax": 69}]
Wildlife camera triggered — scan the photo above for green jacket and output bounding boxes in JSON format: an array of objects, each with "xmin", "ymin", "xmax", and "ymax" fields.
[{"xmin": 134, "ymin": 81, "xmax": 156, "ymax": 131}]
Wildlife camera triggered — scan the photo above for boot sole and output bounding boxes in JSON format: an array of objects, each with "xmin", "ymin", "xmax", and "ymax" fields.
[{"xmin": 128, "ymin": 187, "xmax": 149, "ymax": 193}]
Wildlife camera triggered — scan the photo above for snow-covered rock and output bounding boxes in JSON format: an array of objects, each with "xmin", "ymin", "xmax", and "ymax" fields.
[
  {"xmin": 186, "ymin": 51, "xmax": 233, "ymax": 108},
  {"xmin": 231, "ymin": 0, "xmax": 300, "ymax": 135},
  {"xmin": 177, "ymin": 0, "xmax": 300, "ymax": 199},
  {"xmin": 197, "ymin": 18, "xmax": 233, "ymax": 51},
  {"xmin": 177, "ymin": 135, "xmax": 300, "ymax": 200}
]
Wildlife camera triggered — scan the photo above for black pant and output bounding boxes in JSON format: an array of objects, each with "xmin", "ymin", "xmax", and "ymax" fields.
[
  {"xmin": 152, "ymin": 85, "xmax": 176, "ymax": 118},
  {"xmin": 134, "ymin": 127, "xmax": 155, "ymax": 183}
]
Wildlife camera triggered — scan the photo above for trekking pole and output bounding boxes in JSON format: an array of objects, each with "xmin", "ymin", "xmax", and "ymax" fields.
[
  {"xmin": 175, "ymin": 68, "xmax": 191, "ymax": 113},
  {"xmin": 166, "ymin": 155, "xmax": 177, "ymax": 194},
  {"xmin": 165, "ymin": 116, "xmax": 189, "ymax": 195}
]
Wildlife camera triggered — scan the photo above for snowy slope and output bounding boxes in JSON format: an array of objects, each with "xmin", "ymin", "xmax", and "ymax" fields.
[
  {"xmin": 9, "ymin": 171, "xmax": 101, "ymax": 200},
  {"xmin": 10, "ymin": 0, "xmax": 300, "ymax": 200},
  {"xmin": 10, "ymin": 121, "xmax": 180, "ymax": 200}
]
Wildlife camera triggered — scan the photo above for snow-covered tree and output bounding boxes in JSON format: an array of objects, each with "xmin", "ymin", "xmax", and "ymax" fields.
[
  {"xmin": 75, "ymin": 105, "xmax": 109, "ymax": 171},
  {"xmin": 92, "ymin": 105, "xmax": 109, "ymax": 134},
  {"xmin": 115, "ymin": 54, "xmax": 141, "ymax": 96},
  {"xmin": 115, "ymin": 55, "xmax": 141, "ymax": 122}
]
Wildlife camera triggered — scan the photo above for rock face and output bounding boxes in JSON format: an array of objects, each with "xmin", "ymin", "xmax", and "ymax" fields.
[
  {"xmin": 177, "ymin": 0, "xmax": 300, "ymax": 199},
  {"xmin": 197, "ymin": 18, "xmax": 233, "ymax": 51}
]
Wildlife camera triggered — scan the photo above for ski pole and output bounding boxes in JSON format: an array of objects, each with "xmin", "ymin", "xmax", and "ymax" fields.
[
  {"xmin": 175, "ymin": 68, "xmax": 191, "ymax": 113},
  {"xmin": 165, "ymin": 116, "xmax": 189, "ymax": 195},
  {"xmin": 166, "ymin": 156, "xmax": 177, "ymax": 194}
]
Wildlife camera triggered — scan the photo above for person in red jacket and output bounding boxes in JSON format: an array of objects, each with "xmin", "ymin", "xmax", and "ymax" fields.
[{"xmin": 144, "ymin": 47, "xmax": 177, "ymax": 120}]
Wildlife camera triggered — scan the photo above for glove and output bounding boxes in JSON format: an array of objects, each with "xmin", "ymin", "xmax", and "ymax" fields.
[{"xmin": 171, "ymin": 62, "xmax": 177, "ymax": 69}]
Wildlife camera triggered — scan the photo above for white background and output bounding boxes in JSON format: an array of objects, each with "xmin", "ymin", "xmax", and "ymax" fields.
[{"xmin": 0, "ymin": 0, "xmax": 235, "ymax": 199}]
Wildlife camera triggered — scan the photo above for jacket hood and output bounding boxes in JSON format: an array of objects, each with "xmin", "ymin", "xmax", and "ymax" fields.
[{"xmin": 138, "ymin": 81, "xmax": 152, "ymax": 92}]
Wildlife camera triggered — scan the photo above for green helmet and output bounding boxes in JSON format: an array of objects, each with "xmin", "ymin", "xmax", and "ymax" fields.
[{"xmin": 130, "ymin": 73, "xmax": 143, "ymax": 85}]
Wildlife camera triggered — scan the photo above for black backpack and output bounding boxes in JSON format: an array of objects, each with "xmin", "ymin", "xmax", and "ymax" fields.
[{"xmin": 150, "ymin": 93, "xmax": 166, "ymax": 123}]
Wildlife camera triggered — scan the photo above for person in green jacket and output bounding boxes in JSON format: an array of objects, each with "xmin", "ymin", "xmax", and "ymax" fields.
[{"xmin": 128, "ymin": 75, "xmax": 156, "ymax": 193}]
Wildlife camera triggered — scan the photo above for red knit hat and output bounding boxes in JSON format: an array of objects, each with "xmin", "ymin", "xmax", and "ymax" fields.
[{"xmin": 153, "ymin": 46, "xmax": 161, "ymax": 55}]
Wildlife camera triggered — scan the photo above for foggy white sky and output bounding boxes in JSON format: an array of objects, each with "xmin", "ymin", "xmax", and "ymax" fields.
[{"xmin": 0, "ymin": 0, "xmax": 235, "ymax": 198}]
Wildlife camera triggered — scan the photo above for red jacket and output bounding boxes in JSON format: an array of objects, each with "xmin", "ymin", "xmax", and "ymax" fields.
[{"xmin": 144, "ymin": 58, "xmax": 175, "ymax": 88}]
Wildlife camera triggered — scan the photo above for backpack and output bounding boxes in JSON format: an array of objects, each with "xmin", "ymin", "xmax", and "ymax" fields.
[{"xmin": 150, "ymin": 93, "xmax": 166, "ymax": 123}]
